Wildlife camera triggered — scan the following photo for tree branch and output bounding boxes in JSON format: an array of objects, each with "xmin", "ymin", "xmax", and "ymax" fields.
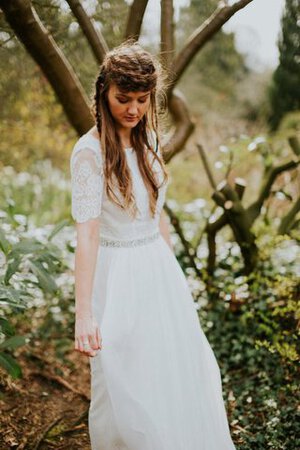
[
  {"xmin": 196, "ymin": 143, "xmax": 217, "ymax": 190},
  {"xmin": 163, "ymin": 90, "xmax": 195, "ymax": 162},
  {"xmin": 163, "ymin": 202, "xmax": 202, "ymax": 279},
  {"xmin": 169, "ymin": 0, "xmax": 253, "ymax": 92},
  {"xmin": 160, "ymin": 0, "xmax": 175, "ymax": 70},
  {"xmin": 278, "ymin": 196, "xmax": 300, "ymax": 235},
  {"xmin": 288, "ymin": 136, "xmax": 300, "ymax": 156},
  {"xmin": 124, "ymin": 0, "xmax": 149, "ymax": 40},
  {"xmin": 247, "ymin": 156, "xmax": 300, "ymax": 225},
  {"xmin": 0, "ymin": 0, "xmax": 93, "ymax": 135},
  {"xmin": 66, "ymin": 0, "xmax": 108, "ymax": 64}
]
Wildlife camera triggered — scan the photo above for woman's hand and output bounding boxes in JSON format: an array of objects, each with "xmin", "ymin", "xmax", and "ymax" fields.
[{"xmin": 74, "ymin": 314, "xmax": 102, "ymax": 357}]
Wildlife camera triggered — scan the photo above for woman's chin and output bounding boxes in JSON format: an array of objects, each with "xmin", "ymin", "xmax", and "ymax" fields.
[{"xmin": 119, "ymin": 121, "xmax": 139, "ymax": 129}]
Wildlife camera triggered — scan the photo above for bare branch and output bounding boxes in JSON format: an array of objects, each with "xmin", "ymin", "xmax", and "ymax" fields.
[
  {"xmin": 288, "ymin": 136, "xmax": 300, "ymax": 156},
  {"xmin": 163, "ymin": 90, "xmax": 195, "ymax": 162},
  {"xmin": 0, "ymin": 0, "xmax": 93, "ymax": 135},
  {"xmin": 66, "ymin": 0, "xmax": 108, "ymax": 64},
  {"xmin": 124, "ymin": 0, "xmax": 149, "ymax": 40},
  {"xmin": 247, "ymin": 156, "xmax": 300, "ymax": 225},
  {"xmin": 169, "ymin": 0, "xmax": 253, "ymax": 92},
  {"xmin": 205, "ymin": 212, "xmax": 227, "ymax": 274},
  {"xmin": 160, "ymin": 0, "xmax": 175, "ymax": 70},
  {"xmin": 196, "ymin": 143, "xmax": 217, "ymax": 190},
  {"xmin": 278, "ymin": 196, "xmax": 300, "ymax": 235},
  {"xmin": 234, "ymin": 178, "xmax": 247, "ymax": 199},
  {"xmin": 163, "ymin": 202, "xmax": 202, "ymax": 279}
]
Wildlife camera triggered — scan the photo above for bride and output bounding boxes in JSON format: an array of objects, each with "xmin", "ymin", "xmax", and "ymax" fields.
[{"xmin": 70, "ymin": 40, "xmax": 236, "ymax": 450}]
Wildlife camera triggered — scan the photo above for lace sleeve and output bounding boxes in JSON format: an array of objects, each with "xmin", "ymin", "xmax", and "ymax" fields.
[{"xmin": 70, "ymin": 146, "xmax": 104, "ymax": 223}]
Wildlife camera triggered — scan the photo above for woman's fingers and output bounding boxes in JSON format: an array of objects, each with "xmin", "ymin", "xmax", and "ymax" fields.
[
  {"xmin": 75, "ymin": 334, "xmax": 101, "ymax": 356},
  {"xmin": 88, "ymin": 331, "xmax": 98, "ymax": 350},
  {"xmin": 79, "ymin": 335, "xmax": 88, "ymax": 353},
  {"xmin": 74, "ymin": 317, "xmax": 103, "ymax": 357},
  {"xmin": 95, "ymin": 325, "xmax": 102, "ymax": 349}
]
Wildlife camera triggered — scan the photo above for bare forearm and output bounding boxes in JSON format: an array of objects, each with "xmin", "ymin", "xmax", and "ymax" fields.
[{"xmin": 74, "ymin": 237, "xmax": 99, "ymax": 317}]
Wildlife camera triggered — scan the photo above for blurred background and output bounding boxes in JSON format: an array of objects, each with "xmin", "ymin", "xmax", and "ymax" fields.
[{"xmin": 0, "ymin": 1, "xmax": 299, "ymax": 449}]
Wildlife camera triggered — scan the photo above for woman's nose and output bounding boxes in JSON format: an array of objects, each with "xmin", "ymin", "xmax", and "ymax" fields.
[{"xmin": 127, "ymin": 103, "xmax": 138, "ymax": 115}]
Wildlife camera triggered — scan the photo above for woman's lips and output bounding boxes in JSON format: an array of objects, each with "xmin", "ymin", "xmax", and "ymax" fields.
[{"xmin": 124, "ymin": 116, "xmax": 138, "ymax": 122}]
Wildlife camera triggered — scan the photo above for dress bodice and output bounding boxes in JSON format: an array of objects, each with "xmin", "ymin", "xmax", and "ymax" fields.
[{"xmin": 70, "ymin": 132, "xmax": 168, "ymax": 241}]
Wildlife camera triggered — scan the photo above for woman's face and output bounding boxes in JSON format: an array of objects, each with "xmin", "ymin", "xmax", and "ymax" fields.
[{"xmin": 106, "ymin": 83, "xmax": 151, "ymax": 130}]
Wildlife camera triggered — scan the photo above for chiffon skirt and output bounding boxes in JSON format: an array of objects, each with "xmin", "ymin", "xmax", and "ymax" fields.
[{"xmin": 88, "ymin": 233, "xmax": 236, "ymax": 450}]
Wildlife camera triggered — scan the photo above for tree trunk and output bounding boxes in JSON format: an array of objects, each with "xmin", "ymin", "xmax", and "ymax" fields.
[
  {"xmin": 124, "ymin": 0, "xmax": 149, "ymax": 40},
  {"xmin": 65, "ymin": 0, "xmax": 108, "ymax": 64},
  {"xmin": 0, "ymin": 0, "xmax": 254, "ymax": 151},
  {"xmin": 0, "ymin": 0, "xmax": 93, "ymax": 135}
]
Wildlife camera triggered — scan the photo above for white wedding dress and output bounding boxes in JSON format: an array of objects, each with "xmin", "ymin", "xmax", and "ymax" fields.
[{"xmin": 70, "ymin": 131, "xmax": 236, "ymax": 450}]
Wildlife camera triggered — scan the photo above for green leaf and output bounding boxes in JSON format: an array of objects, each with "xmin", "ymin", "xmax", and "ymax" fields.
[
  {"xmin": 0, "ymin": 318, "xmax": 15, "ymax": 336},
  {"xmin": 0, "ymin": 299, "xmax": 26, "ymax": 309},
  {"xmin": 4, "ymin": 255, "xmax": 21, "ymax": 284},
  {"xmin": 48, "ymin": 219, "xmax": 70, "ymax": 241},
  {"xmin": 0, "ymin": 286, "xmax": 27, "ymax": 309},
  {"xmin": 0, "ymin": 335, "xmax": 26, "ymax": 350},
  {"xmin": 9, "ymin": 239, "xmax": 43, "ymax": 257},
  {"xmin": 36, "ymin": 253, "xmax": 61, "ymax": 273},
  {"xmin": 29, "ymin": 260, "xmax": 58, "ymax": 293},
  {"xmin": 0, "ymin": 227, "xmax": 10, "ymax": 255},
  {"xmin": 0, "ymin": 352, "xmax": 22, "ymax": 378}
]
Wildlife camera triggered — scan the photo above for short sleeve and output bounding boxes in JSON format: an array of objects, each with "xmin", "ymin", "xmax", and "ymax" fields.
[{"xmin": 70, "ymin": 145, "xmax": 104, "ymax": 223}]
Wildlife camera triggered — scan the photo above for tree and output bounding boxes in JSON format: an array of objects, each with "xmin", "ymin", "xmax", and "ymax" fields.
[
  {"xmin": 8, "ymin": 0, "xmax": 299, "ymax": 275},
  {"xmin": 268, "ymin": 0, "xmax": 300, "ymax": 130},
  {"xmin": 0, "ymin": 0, "xmax": 254, "ymax": 155}
]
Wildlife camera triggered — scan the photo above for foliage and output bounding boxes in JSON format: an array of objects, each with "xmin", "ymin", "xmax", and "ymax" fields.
[
  {"xmin": 200, "ymin": 287, "xmax": 299, "ymax": 449},
  {"xmin": 193, "ymin": 231, "xmax": 299, "ymax": 449},
  {"xmin": 0, "ymin": 317, "xmax": 26, "ymax": 379},
  {"xmin": 278, "ymin": 110, "xmax": 300, "ymax": 133},
  {"xmin": 268, "ymin": 0, "xmax": 300, "ymax": 131},
  {"xmin": 0, "ymin": 160, "xmax": 72, "ymax": 225},
  {"xmin": 168, "ymin": 128, "xmax": 300, "ymax": 221},
  {"xmin": 0, "ymin": 0, "xmax": 129, "ymax": 170},
  {"xmin": 0, "ymin": 154, "xmax": 299, "ymax": 447},
  {"xmin": 33, "ymin": 0, "xmax": 129, "ymax": 90},
  {"xmin": 0, "ymin": 212, "xmax": 71, "ymax": 377}
]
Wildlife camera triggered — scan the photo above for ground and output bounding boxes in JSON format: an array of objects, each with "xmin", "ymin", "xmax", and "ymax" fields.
[{"xmin": 0, "ymin": 340, "xmax": 92, "ymax": 450}]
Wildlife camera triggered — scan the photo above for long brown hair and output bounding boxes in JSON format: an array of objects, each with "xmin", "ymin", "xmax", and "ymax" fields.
[{"xmin": 91, "ymin": 40, "xmax": 169, "ymax": 219}]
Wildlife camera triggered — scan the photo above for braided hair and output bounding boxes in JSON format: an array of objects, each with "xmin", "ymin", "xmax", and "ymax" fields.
[{"xmin": 91, "ymin": 40, "xmax": 169, "ymax": 219}]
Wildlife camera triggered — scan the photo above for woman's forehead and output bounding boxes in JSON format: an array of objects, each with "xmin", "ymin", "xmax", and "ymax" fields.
[{"xmin": 110, "ymin": 84, "xmax": 151, "ymax": 97}]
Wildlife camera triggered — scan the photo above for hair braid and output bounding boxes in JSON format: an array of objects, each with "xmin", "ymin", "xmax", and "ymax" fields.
[{"xmin": 90, "ymin": 40, "xmax": 169, "ymax": 219}]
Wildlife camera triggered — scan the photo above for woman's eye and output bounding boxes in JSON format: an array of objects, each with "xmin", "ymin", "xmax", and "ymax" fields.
[{"xmin": 117, "ymin": 98, "xmax": 148, "ymax": 104}]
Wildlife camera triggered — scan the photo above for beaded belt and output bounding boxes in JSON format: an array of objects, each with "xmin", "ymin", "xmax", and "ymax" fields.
[{"xmin": 100, "ymin": 230, "xmax": 160, "ymax": 248}]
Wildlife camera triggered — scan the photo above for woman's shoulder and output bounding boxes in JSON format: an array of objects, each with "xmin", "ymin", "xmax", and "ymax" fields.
[
  {"xmin": 70, "ymin": 132, "xmax": 103, "ymax": 169},
  {"xmin": 70, "ymin": 134, "xmax": 101, "ymax": 161}
]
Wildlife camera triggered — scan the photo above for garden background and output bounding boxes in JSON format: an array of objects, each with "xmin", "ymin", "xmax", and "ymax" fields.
[{"xmin": 0, "ymin": 0, "xmax": 299, "ymax": 449}]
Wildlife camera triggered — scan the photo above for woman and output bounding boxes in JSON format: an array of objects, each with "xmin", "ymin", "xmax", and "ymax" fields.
[{"xmin": 70, "ymin": 41, "xmax": 236, "ymax": 450}]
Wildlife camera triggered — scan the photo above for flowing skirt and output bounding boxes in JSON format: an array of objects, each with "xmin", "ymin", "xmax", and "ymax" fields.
[{"xmin": 88, "ymin": 233, "xmax": 236, "ymax": 450}]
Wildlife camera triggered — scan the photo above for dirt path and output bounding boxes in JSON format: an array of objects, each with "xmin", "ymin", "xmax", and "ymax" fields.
[{"xmin": 1, "ymin": 341, "xmax": 92, "ymax": 449}]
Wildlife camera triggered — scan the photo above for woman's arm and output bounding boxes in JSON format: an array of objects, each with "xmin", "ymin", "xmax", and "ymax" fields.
[
  {"xmin": 74, "ymin": 218, "xmax": 102, "ymax": 357},
  {"xmin": 159, "ymin": 208, "xmax": 174, "ymax": 252},
  {"xmin": 70, "ymin": 144, "xmax": 104, "ymax": 357}
]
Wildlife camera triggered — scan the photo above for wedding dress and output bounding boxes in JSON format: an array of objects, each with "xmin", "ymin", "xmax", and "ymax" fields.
[{"xmin": 70, "ymin": 131, "xmax": 236, "ymax": 450}]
